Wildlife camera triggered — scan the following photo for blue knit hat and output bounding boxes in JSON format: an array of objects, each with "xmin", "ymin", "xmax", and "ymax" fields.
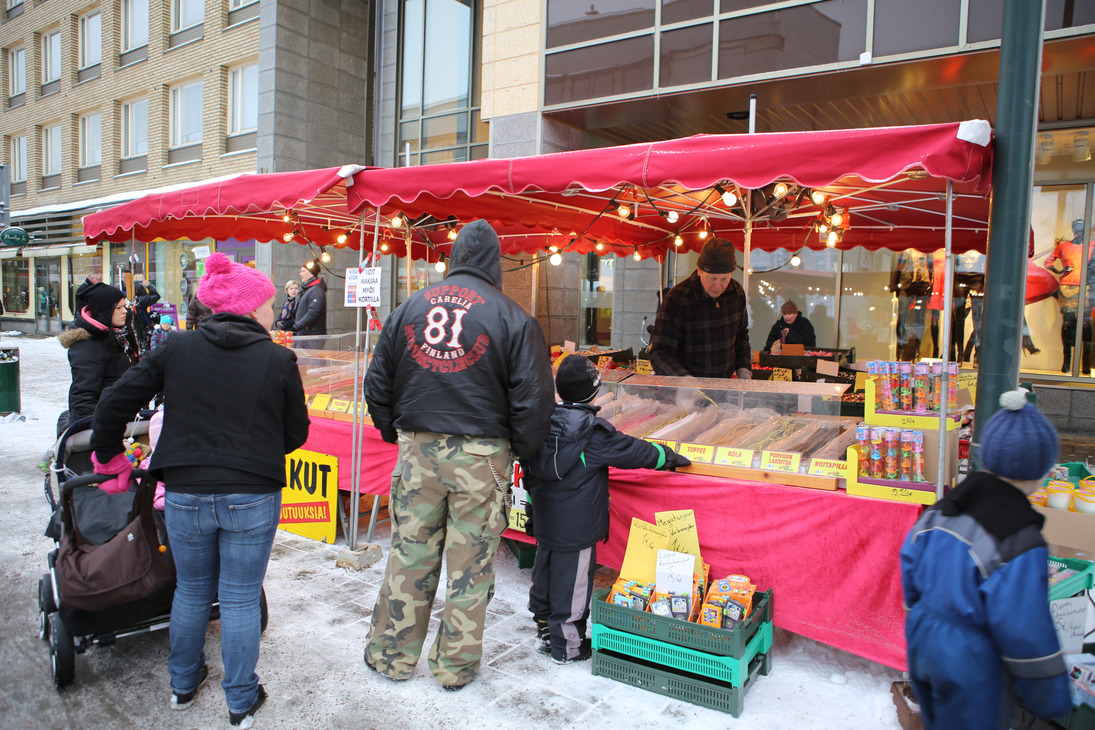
[
  {"xmin": 160, "ymin": 315, "xmax": 173, "ymax": 326},
  {"xmin": 979, "ymin": 389, "xmax": 1058, "ymax": 481}
]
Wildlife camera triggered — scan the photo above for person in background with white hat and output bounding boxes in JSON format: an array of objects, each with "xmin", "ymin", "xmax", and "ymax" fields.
[
  {"xmin": 649, "ymin": 237, "xmax": 751, "ymax": 379},
  {"xmin": 90, "ymin": 252, "xmax": 310, "ymax": 728},
  {"xmin": 900, "ymin": 389, "xmax": 1071, "ymax": 729}
]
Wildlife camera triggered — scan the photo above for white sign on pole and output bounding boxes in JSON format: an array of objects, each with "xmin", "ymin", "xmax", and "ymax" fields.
[{"xmin": 345, "ymin": 267, "xmax": 382, "ymax": 307}]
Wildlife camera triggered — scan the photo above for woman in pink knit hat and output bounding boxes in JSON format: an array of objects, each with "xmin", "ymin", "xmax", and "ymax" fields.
[{"xmin": 89, "ymin": 252, "xmax": 310, "ymax": 728}]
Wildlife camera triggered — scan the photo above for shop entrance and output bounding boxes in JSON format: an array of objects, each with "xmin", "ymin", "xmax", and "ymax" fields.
[{"xmin": 34, "ymin": 258, "xmax": 62, "ymax": 335}]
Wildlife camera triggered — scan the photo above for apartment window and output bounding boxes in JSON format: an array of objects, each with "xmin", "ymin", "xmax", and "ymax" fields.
[
  {"xmin": 9, "ymin": 47, "xmax": 24, "ymax": 96},
  {"xmin": 170, "ymin": 80, "xmax": 203, "ymax": 147},
  {"xmin": 42, "ymin": 30, "xmax": 61, "ymax": 84},
  {"xmin": 172, "ymin": 0, "xmax": 203, "ymax": 32},
  {"xmin": 229, "ymin": 0, "xmax": 257, "ymax": 7},
  {"xmin": 122, "ymin": 0, "xmax": 149, "ymax": 51},
  {"xmin": 122, "ymin": 98, "xmax": 148, "ymax": 157},
  {"xmin": 42, "ymin": 125, "xmax": 61, "ymax": 175},
  {"xmin": 11, "ymin": 135, "xmax": 27, "ymax": 182},
  {"xmin": 228, "ymin": 64, "xmax": 258, "ymax": 134},
  {"xmin": 79, "ymin": 113, "xmax": 101, "ymax": 168},
  {"xmin": 79, "ymin": 11, "xmax": 102, "ymax": 69}
]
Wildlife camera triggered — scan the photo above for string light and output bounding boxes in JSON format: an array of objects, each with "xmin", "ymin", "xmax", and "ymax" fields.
[
  {"xmin": 595, "ymin": 242, "xmax": 604, "ymax": 252},
  {"xmin": 447, "ymin": 227, "xmax": 458, "ymax": 241},
  {"xmin": 715, "ymin": 183, "xmax": 737, "ymax": 207},
  {"xmin": 773, "ymin": 182, "xmax": 789, "ymax": 198},
  {"xmin": 336, "ymin": 232, "xmax": 348, "ymax": 245},
  {"xmin": 283, "ymin": 232, "xmax": 294, "ymax": 242},
  {"xmin": 549, "ymin": 252, "xmax": 562, "ymax": 266},
  {"xmin": 633, "ymin": 248, "xmax": 642, "ymax": 261},
  {"xmin": 617, "ymin": 202, "xmax": 631, "ymax": 218},
  {"xmin": 320, "ymin": 247, "xmax": 331, "ymax": 263},
  {"xmin": 390, "ymin": 213, "xmax": 405, "ymax": 228},
  {"xmin": 673, "ymin": 234, "xmax": 683, "ymax": 247},
  {"xmin": 666, "ymin": 210, "xmax": 679, "ymax": 223},
  {"xmin": 790, "ymin": 254, "xmax": 801, "ymax": 266},
  {"xmin": 435, "ymin": 260, "xmax": 446, "ymax": 273},
  {"xmin": 380, "ymin": 242, "xmax": 389, "ymax": 253},
  {"xmin": 282, "ymin": 212, "xmax": 292, "ymax": 223},
  {"xmin": 810, "ymin": 190, "xmax": 827, "ymax": 205}
]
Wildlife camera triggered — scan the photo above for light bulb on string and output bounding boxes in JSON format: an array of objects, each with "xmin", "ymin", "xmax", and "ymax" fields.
[
  {"xmin": 380, "ymin": 242, "xmax": 389, "ymax": 253},
  {"xmin": 617, "ymin": 203, "xmax": 630, "ymax": 218},
  {"xmin": 830, "ymin": 211, "xmax": 843, "ymax": 227},
  {"xmin": 595, "ymin": 242, "xmax": 604, "ymax": 252},
  {"xmin": 666, "ymin": 210, "xmax": 679, "ymax": 223},
  {"xmin": 336, "ymin": 232, "xmax": 348, "ymax": 245},
  {"xmin": 282, "ymin": 212, "xmax": 292, "ymax": 223},
  {"xmin": 283, "ymin": 232, "xmax": 294, "ymax": 242},
  {"xmin": 810, "ymin": 190, "xmax": 826, "ymax": 205},
  {"xmin": 774, "ymin": 182, "xmax": 789, "ymax": 198},
  {"xmin": 633, "ymin": 248, "xmax": 642, "ymax": 261},
  {"xmin": 391, "ymin": 213, "xmax": 405, "ymax": 228},
  {"xmin": 320, "ymin": 248, "xmax": 331, "ymax": 263},
  {"xmin": 826, "ymin": 231, "xmax": 838, "ymax": 247},
  {"xmin": 435, "ymin": 260, "xmax": 446, "ymax": 273},
  {"xmin": 447, "ymin": 227, "xmax": 458, "ymax": 241},
  {"xmin": 549, "ymin": 252, "xmax": 562, "ymax": 266},
  {"xmin": 699, "ymin": 229, "xmax": 709, "ymax": 241},
  {"xmin": 722, "ymin": 188, "xmax": 737, "ymax": 206},
  {"xmin": 673, "ymin": 234, "xmax": 683, "ymax": 247},
  {"xmin": 790, "ymin": 254, "xmax": 801, "ymax": 267}
]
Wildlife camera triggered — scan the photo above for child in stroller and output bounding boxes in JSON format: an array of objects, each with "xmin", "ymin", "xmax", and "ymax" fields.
[{"xmin": 37, "ymin": 414, "xmax": 263, "ymax": 688}]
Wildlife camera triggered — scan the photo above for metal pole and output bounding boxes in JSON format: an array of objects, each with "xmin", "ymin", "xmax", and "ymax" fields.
[
  {"xmin": 348, "ymin": 210, "xmax": 367, "ymax": 551},
  {"xmin": 970, "ymin": 0, "xmax": 1045, "ymax": 468},
  {"xmin": 936, "ymin": 182, "xmax": 955, "ymax": 498},
  {"xmin": 363, "ymin": 208, "xmax": 384, "ymax": 544}
]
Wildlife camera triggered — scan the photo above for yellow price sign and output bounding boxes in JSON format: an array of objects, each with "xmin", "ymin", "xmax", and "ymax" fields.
[
  {"xmin": 772, "ymin": 367, "xmax": 793, "ymax": 381},
  {"xmin": 678, "ymin": 442, "xmax": 714, "ymax": 464},
  {"xmin": 761, "ymin": 450, "xmax": 801, "ymax": 473},
  {"xmin": 635, "ymin": 359, "xmax": 653, "ymax": 375},
  {"xmin": 715, "ymin": 447, "xmax": 754, "ymax": 467}
]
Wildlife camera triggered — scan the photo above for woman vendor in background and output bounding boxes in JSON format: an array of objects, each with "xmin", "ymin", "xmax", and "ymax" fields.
[{"xmin": 765, "ymin": 301, "xmax": 816, "ymax": 354}]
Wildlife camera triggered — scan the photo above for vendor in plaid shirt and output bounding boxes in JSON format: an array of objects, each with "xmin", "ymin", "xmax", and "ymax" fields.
[{"xmin": 649, "ymin": 238, "xmax": 752, "ymax": 379}]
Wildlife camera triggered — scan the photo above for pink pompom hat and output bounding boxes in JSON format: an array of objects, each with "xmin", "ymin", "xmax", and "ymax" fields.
[{"xmin": 195, "ymin": 253, "xmax": 276, "ymax": 316}]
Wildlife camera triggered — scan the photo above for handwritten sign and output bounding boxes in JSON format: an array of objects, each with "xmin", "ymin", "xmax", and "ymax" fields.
[
  {"xmin": 635, "ymin": 359, "xmax": 653, "ymax": 375},
  {"xmin": 193, "ymin": 245, "xmax": 211, "ymax": 259},
  {"xmin": 715, "ymin": 447, "xmax": 754, "ymax": 468},
  {"xmin": 280, "ymin": 449, "xmax": 339, "ymax": 543},
  {"xmin": 761, "ymin": 450, "xmax": 801, "ymax": 473},
  {"xmin": 655, "ymin": 549, "xmax": 696, "ymax": 597},
  {"xmin": 1051, "ymin": 596, "xmax": 1088, "ymax": 655},
  {"xmin": 772, "ymin": 367, "xmax": 793, "ymax": 382},
  {"xmin": 345, "ymin": 266, "xmax": 382, "ymax": 307},
  {"xmin": 678, "ymin": 442, "xmax": 714, "ymax": 464},
  {"xmin": 619, "ymin": 518, "xmax": 671, "ymax": 584},
  {"xmin": 809, "ymin": 458, "xmax": 847, "ymax": 478},
  {"xmin": 655, "ymin": 509, "xmax": 702, "ymax": 563}
]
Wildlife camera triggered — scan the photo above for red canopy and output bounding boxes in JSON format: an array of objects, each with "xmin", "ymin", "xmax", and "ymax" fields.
[
  {"xmin": 83, "ymin": 122, "xmax": 993, "ymax": 261},
  {"xmin": 83, "ymin": 165, "xmax": 367, "ymax": 246},
  {"xmin": 346, "ymin": 121, "xmax": 994, "ymax": 260}
]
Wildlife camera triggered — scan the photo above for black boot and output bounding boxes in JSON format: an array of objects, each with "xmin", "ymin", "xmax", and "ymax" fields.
[{"xmin": 1022, "ymin": 335, "xmax": 1040, "ymax": 355}]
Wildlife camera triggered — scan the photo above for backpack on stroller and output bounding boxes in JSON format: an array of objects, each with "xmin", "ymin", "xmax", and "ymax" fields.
[{"xmin": 38, "ymin": 415, "xmax": 267, "ymax": 688}]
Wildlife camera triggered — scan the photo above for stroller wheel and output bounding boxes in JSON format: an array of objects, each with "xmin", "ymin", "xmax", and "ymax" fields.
[
  {"xmin": 260, "ymin": 588, "xmax": 269, "ymax": 633},
  {"xmin": 48, "ymin": 612, "xmax": 75, "ymax": 688},
  {"xmin": 38, "ymin": 574, "xmax": 56, "ymax": 640}
]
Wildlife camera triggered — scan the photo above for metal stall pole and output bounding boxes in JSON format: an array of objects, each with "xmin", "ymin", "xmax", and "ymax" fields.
[
  {"xmin": 936, "ymin": 181, "xmax": 955, "ymax": 499},
  {"xmin": 362, "ymin": 207, "xmax": 385, "ymax": 545},
  {"xmin": 346, "ymin": 210, "xmax": 368, "ymax": 551}
]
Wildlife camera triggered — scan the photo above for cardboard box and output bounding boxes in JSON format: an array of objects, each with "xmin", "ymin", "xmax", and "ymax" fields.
[{"xmin": 1034, "ymin": 506, "xmax": 1095, "ymax": 561}]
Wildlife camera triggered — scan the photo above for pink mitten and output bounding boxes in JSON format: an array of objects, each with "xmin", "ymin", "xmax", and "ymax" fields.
[{"xmin": 91, "ymin": 451, "xmax": 133, "ymax": 495}]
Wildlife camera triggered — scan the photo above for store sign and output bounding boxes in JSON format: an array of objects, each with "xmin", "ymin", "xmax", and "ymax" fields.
[
  {"xmin": 345, "ymin": 266, "xmax": 382, "ymax": 307},
  {"xmin": 715, "ymin": 447, "xmax": 753, "ymax": 468},
  {"xmin": 761, "ymin": 450, "xmax": 801, "ymax": 473},
  {"xmin": 808, "ymin": 458, "xmax": 847, "ymax": 478},
  {"xmin": 678, "ymin": 442, "xmax": 714, "ymax": 464},
  {"xmin": 280, "ymin": 449, "xmax": 339, "ymax": 544},
  {"xmin": 0, "ymin": 226, "xmax": 29, "ymax": 247}
]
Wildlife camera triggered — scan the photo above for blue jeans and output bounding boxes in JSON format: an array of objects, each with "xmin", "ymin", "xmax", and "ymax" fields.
[{"xmin": 164, "ymin": 491, "xmax": 281, "ymax": 714}]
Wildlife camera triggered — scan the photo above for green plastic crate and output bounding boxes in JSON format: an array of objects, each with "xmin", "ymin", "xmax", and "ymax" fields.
[
  {"xmin": 592, "ymin": 620, "xmax": 772, "ymax": 688},
  {"xmin": 1049, "ymin": 557, "xmax": 1095, "ymax": 602},
  {"xmin": 592, "ymin": 587, "xmax": 773, "ymax": 657},
  {"xmin": 592, "ymin": 647, "xmax": 771, "ymax": 717},
  {"xmin": 1057, "ymin": 703, "xmax": 1095, "ymax": 730}
]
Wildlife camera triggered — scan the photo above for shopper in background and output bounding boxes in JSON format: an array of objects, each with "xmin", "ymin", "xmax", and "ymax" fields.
[
  {"xmin": 73, "ymin": 271, "xmax": 104, "ymax": 314},
  {"xmin": 56, "ymin": 283, "xmax": 138, "ymax": 435},
  {"xmin": 185, "ymin": 296, "xmax": 212, "ymax": 331},
  {"xmin": 764, "ymin": 300, "xmax": 816, "ymax": 353},
  {"xmin": 900, "ymin": 390, "xmax": 1071, "ymax": 728},
  {"xmin": 90, "ymin": 252, "xmax": 310, "ymax": 728},
  {"xmin": 150, "ymin": 315, "xmax": 175, "ymax": 351},
  {"xmin": 132, "ymin": 281, "xmax": 162, "ymax": 352},
  {"xmin": 649, "ymin": 237, "xmax": 752, "ymax": 379},
  {"xmin": 292, "ymin": 261, "xmax": 327, "ymax": 335},
  {"xmin": 274, "ymin": 280, "xmax": 300, "ymax": 331},
  {"xmin": 363, "ymin": 219, "xmax": 555, "ymax": 691},
  {"xmin": 524, "ymin": 356, "xmax": 690, "ymax": 665}
]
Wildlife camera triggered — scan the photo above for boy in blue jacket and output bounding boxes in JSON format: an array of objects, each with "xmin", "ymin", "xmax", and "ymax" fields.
[
  {"xmin": 524, "ymin": 356, "xmax": 690, "ymax": 664},
  {"xmin": 900, "ymin": 389, "xmax": 1072, "ymax": 729}
]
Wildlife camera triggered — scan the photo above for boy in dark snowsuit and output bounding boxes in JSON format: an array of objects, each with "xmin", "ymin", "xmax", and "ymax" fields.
[
  {"xmin": 900, "ymin": 389, "xmax": 1072, "ymax": 729},
  {"xmin": 524, "ymin": 356, "xmax": 691, "ymax": 664}
]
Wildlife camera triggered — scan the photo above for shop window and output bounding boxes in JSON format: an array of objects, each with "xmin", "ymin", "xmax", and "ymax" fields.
[
  {"xmin": 544, "ymin": 36, "xmax": 655, "ymax": 106},
  {"xmin": 170, "ymin": 80, "xmax": 203, "ymax": 148},
  {"xmin": 68, "ymin": 251, "xmax": 103, "ymax": 315},
  {"xmin": 79, "ymin": 11, "xmax": 102, "ymax": 70},
  {"xmin": 8, "ymin": 46, "xmax": 25, "ymax": 98},
  {"xmin": 748, "ymin": 248, "xmax": 839, "ymax": 353},
  {"xmin": 839, "ymin": 248, "xmax": 900, "ymax": 362},
  {"xmin": 1, "ymin": 259, "xmax": 30, "ymax": 314},
  {"xmin": 122, "ymin": 0, "xmax": 149, "ymax": 60},
  {"xmin": 873, "ymin": 0, "xmax": 958, "ymax": 57},
  {"xmin": 41, "ymin": 30, "xmax": 61, "ymax": 84},
  {"xmin": 662, "ymin": 0, "xmax": 710, "ymax": 26},
  {"xmin": 580, "ymin": 253, "xmax": 614, "ymax": 349},
  {"xmin": 546, "ymin": 0, "xmax": 654, "ymax": 49},
  {"xmin": 1028, "ymin": 185, "xmax": 1092, "ymax": 378},
  {"xmin": 228, "ymin": 64, "xmax": 258, "ymax": 135},
  {"xmin": 660, "ymin": 23, "xmax": 712, "ymax": 88},
  {"xmin": 394, "ymin": 251, "xmax": 445, "ymax": 307}
]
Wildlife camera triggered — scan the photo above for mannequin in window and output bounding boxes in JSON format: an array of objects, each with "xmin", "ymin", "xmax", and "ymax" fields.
[
  {"xmin": 1045, "ymin": 220, "xmax": 1093, "ymax": 374},
  {"xmin": 954, "ymin": 252, "xmax": 986, "ymax": 365},
  {"xmin": 890, "ymin": 249, "xmax": 933, "ymax": 361}
]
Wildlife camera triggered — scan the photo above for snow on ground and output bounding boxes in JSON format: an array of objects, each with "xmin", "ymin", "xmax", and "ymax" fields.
[{"xmin": 0, "ymin": 334, "xmax": 904, "ymax": 729}]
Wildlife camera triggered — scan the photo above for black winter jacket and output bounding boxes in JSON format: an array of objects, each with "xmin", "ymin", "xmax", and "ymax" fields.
[
  {"xmin": 90, "ymin": 313, "xmax": 310, "ymax": 488},
  {"xmin": 58, "ymin": 313, "xmax": 138, "ymax": 423},
  {"xmin": 293, "ymin": 277, "xmax": 327, "ymax": 335},
  {"xmin": 364, "ymin": 219, "xmax": 555, "ymax": 460},
  {"xmin": 524, "ymin": 403, "xmax": 674, "ymax": 551},
  {"xmin": 764, "ymin": 314, "xmax": 817, "ymax": 350}
]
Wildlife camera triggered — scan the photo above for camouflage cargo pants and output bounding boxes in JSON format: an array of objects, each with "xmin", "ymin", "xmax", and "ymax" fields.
[{"xmin": 364, "ymin": 430, "xmax": 512, "ymax": 688}]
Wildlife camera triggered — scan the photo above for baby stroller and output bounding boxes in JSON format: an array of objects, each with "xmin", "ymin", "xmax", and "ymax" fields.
[{"xmin": 38, "ymin": 415, "xmax": 267, "ymax": 688}]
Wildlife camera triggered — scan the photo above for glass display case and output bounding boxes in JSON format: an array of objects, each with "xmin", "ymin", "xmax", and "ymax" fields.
[
  {"xmin": 597, "ymin": 374, "xmax": 857, "ymax": 489},
  {"xmin": 291, "ymin": 333, "xmax": 371, "ymax": 419}
]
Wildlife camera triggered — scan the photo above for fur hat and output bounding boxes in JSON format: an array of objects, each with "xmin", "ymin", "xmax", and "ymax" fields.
[
  {"xmin": 697, "ymin": 238, "xmax": 737, "ymax": 274},
  {"xmin": 979, "ymin": 389, "xmax": 1059, "ymax": 481},
  {"xmin": 81, "ymin": 282, "xmax": 126, "ymax": 327},
  {"xmin": 556, "ymin": 355, "xmax": 602, "ymax": 404},
  {"xmin": 196, "ymin": 253, "xmax": 276, "ymax": 316}
]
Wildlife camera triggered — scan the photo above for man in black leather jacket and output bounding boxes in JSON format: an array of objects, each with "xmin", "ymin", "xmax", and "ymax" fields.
[{"xmin": 363, "ymin": 219, "xmax": 554, "ymax": 691}]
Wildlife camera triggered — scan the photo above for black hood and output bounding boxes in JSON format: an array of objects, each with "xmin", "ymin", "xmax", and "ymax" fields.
[
  {"xmin": 447, "ymin": 219, "xmax": 502, "ymax": 287},
  {"xmin": 198, "ymin": 312, "xmax": 274, "ymax": 349},
  {"xmin": 527, "ymin": 403, "xmax": 599, "ymax": 481}
]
